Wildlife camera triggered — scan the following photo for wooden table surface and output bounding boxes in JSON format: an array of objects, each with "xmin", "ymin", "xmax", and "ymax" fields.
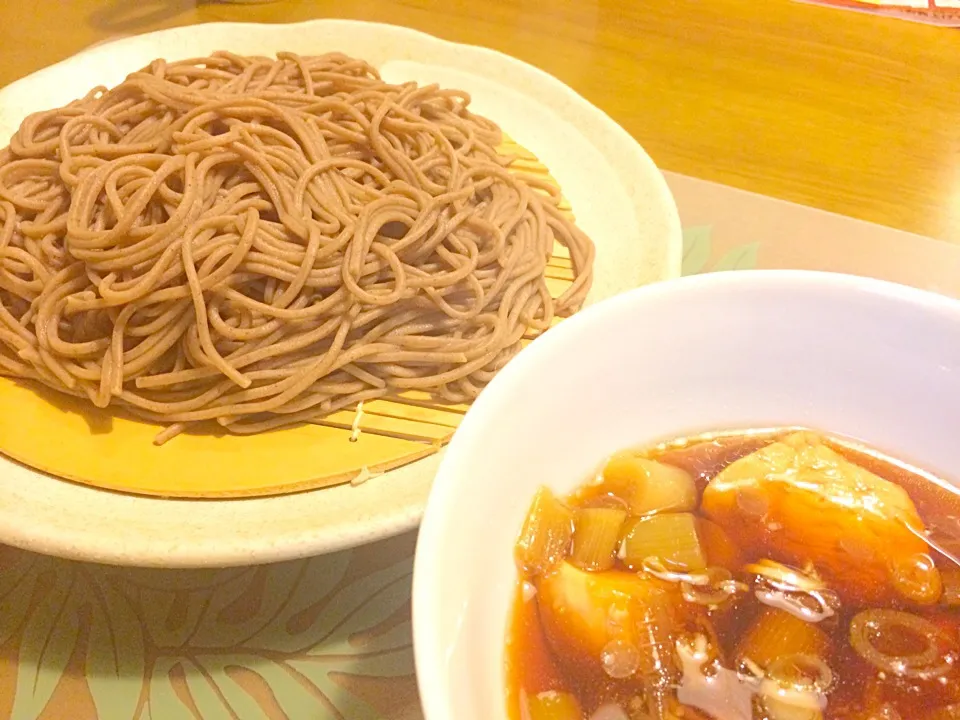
[{"xmin": 2, "ymin": 0, "xmax": 958, "ymax": 241}]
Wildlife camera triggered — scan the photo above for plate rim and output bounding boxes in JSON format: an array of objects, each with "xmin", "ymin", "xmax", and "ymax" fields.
[{"xmin": 0, "ymin": 17, "xmax": 682, "ymax": 566}]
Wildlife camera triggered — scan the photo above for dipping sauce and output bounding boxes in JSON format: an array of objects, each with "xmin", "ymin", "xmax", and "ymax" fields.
[{"xmin": 507, "ymin": 430, "xmax": 960, "ymax": 720}]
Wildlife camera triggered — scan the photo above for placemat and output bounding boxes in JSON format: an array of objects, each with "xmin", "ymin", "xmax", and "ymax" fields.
[{"xmin": 2, "ymin": 171, "xmax": 959, "ymax": 719}]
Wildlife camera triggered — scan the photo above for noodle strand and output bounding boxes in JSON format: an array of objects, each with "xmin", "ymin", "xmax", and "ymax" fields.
[{"xmin": 0, "ymin": 52, "xmax": 594, "ymax": 443}]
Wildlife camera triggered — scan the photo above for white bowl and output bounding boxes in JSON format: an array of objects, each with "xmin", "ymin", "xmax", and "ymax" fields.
[{"xmin": 412, "ymin": 269, "xmax": 960, "ymax": 720}]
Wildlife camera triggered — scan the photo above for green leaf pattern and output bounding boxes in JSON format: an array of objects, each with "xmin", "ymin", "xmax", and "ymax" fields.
[
  {"xmin": 305, "ymin": 562, "xmax": 412, "ymax": 656},
  {"xmin": 0, "ymin": 555, "xmax": 41, "ymax": 648},
  {"xmin": 681, "ymin": 226, "xmax": 713, "ymax": 275},
  {"xmin": 12, "ymin": 567, "xmax": 81, "ymax": 720},
  {"xmin": 86, "ymin": 575, "xmax": 146, "ymax": 720},
  {"xmin": 681, "ymin": 226, "xmax": 760, "ymax": 275},
  {"xmin": 140, "ymin": 658, "xmax": 198, "ymax": 720},
  {"xmin": 0, "ymin": 547, "xmax": 415, "ymax": 719},
  {"xmin": 711, "ymin": 242, "xmax": 760, "ymax": 272}
]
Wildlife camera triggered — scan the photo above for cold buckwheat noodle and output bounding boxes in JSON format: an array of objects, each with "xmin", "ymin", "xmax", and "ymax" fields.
[{"xmin": 0, "ymin": 52, "xmax": 593, "ymax": 444}]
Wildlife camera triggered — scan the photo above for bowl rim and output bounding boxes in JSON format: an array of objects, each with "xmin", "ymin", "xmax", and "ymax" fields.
[{"xmin": 411, "ymin": 269, "xmax": 960, "ymax": 720}]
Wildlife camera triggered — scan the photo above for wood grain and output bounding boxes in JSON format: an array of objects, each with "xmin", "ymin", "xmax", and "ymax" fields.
[{"xmin": 2, "ymin": 0, "xmax": 959, "ymax": 240}]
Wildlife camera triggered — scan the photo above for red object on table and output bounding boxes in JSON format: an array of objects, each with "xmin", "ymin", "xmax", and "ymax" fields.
[{"xmin": 796, "ymin": 0, "xmax": 960, "ymax": 25}]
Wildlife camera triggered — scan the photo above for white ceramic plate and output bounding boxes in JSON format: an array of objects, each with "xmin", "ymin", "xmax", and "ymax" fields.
[
  {"xmin": 0, "ymin": 19, "xmax": 680, "ymax": 566},
  {"xmin": 412, "ymin": 270, "xmax": 960, "ymax": 720}
]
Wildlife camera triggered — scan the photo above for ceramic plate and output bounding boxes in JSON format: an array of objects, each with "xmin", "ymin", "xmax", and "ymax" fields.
[{"xmin": 0, "ymin": 19, "xmax": 680, "ymax": 566}]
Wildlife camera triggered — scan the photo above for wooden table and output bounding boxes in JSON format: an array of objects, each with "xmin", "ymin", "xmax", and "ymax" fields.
[
  {"xmin": 5, "ymin": 8, "xmax": 960, "ymax": 717},
  {"xmin": 2, "ymin": 0, "xmax": 958, "ymax": 241}
]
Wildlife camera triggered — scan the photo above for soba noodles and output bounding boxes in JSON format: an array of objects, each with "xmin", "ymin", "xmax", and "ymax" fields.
[{"xmin": 0, "ymin": 52, "xmax": 594, "ymax": 442}]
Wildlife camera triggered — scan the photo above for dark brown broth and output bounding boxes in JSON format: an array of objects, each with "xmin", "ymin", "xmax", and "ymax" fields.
[{"xmin": 506, "ymin": 431, "xmax": 960, "ymax": 720}]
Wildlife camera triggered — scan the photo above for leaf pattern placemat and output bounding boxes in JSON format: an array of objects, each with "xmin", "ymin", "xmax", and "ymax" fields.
[
  {"xmin": 0, "ymin": 536, "xmax": 420, "ymax": 720},
  {"xmin": 3, "ymin": 170, "xmax": 960, "ymax": 719}
]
